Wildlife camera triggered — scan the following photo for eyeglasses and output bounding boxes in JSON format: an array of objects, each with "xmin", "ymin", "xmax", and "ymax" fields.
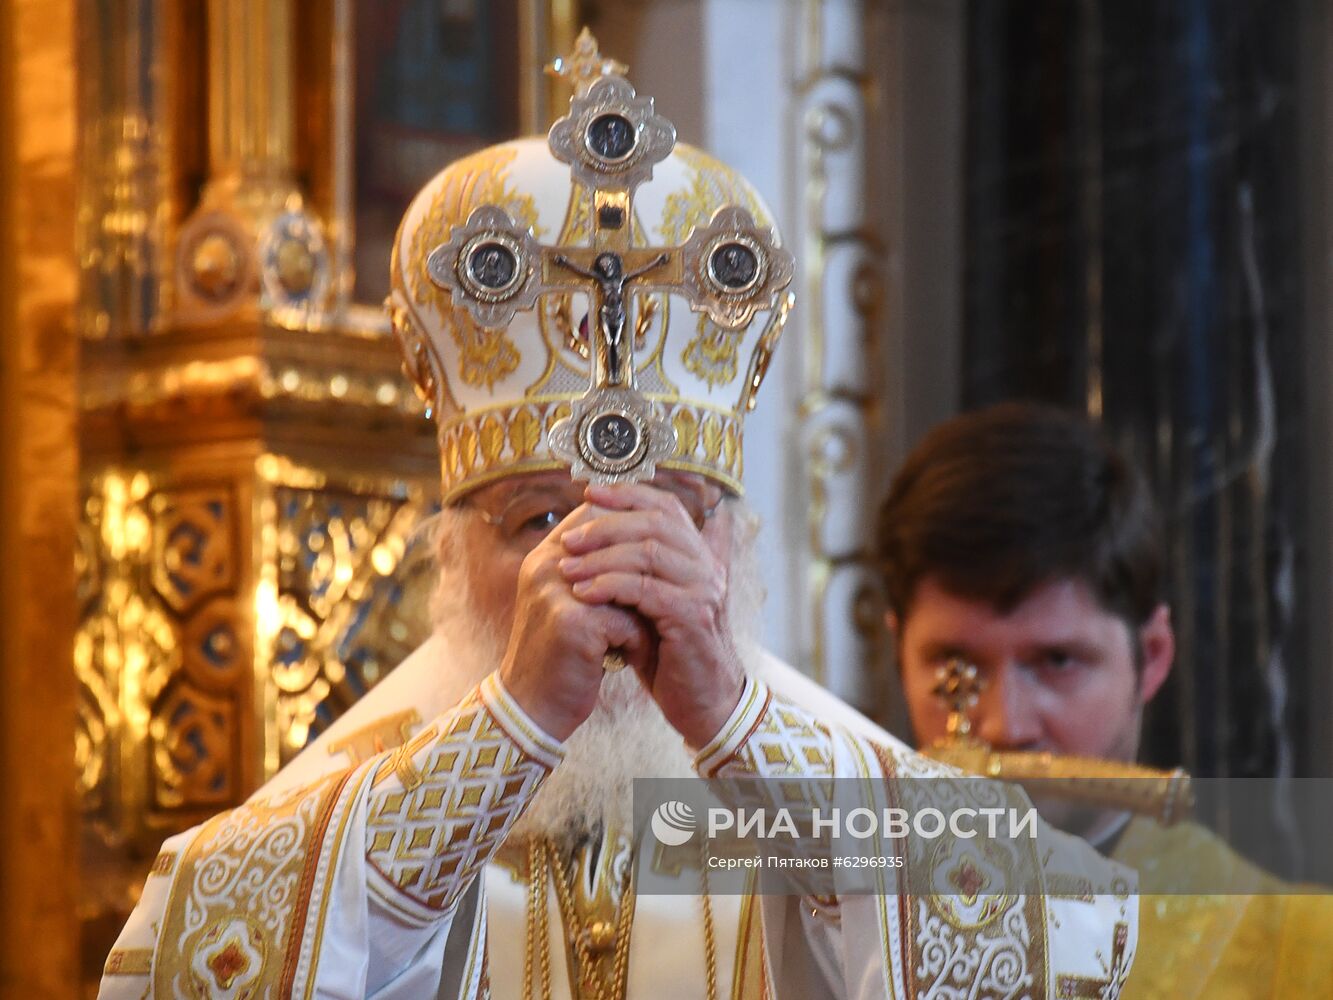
[{"xmin": 464, "ymin": 483, "xmax": 725, "ymax": 551}]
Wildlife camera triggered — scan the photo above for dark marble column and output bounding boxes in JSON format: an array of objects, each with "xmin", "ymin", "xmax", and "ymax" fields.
[{"xmin": 962, "ymin": 0, "xmax": 1313, "ymax": 797}]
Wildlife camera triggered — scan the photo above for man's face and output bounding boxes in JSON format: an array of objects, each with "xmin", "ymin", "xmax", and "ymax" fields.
[
  {"xmin": 450, "ymin": 469, "xmax": 730, "ymax": 642},
  {"xmin": 438, "ymin": 469, "xmax": 734, "ymax": 839},
  {"xmin": 894, "ymin": 575, "xmax": 1173, "ymax": 763}
]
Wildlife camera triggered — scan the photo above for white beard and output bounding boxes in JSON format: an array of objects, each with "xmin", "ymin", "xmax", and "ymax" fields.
[{"xmin": 428, "ymin": 500, "xmax": 765, "ymax": 845}]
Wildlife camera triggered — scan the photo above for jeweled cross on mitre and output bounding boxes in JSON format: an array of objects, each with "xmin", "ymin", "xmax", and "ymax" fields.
[
  {"xmin": 545, "ymin": 26, "xmax": 628, "ymax": 96},
  {"xmin": 424, "ymin": 30, "xmax": 794, "ymax": 485}
]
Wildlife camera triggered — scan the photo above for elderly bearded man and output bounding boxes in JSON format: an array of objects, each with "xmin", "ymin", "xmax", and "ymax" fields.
[{"xmin": 99, "ymin": 46, "xmax": 1137, "ymax": 1000}]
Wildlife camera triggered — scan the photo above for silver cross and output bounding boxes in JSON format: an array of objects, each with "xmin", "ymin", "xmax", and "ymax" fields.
[{"xmin": 425, "ymin": 62, "xmax": 794, "ymax": 485}]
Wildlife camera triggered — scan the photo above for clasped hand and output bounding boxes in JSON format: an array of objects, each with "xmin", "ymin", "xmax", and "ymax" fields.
[{"xmin": 497, "ymin": 482, "xmax": 745, "ymax": 749}]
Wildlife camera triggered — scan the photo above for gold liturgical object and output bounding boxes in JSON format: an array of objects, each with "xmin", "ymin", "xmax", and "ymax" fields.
[{"xmin": 923, "ymin": 657, "xmax": 1195, "ymax": 826}]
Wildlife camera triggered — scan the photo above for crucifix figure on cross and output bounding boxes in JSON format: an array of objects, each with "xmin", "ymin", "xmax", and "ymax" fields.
[
  {"xmin": 425, "ymin": 34, "xmax": 794, "ymax": 484},
  {"xmin": 551, "ymin": 250, "xmax": 669, "ymax": 386}
]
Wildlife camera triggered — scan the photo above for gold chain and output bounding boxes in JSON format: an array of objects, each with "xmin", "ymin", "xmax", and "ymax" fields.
[
  {"xmin": 548, "ymin": 840, "xmax": 635, "ymax": 1000},
  {"xmin": 699, "ymin": 840, "xmax": 718, "ymax": 1000},
  {"xmin": 524, "ymin": 839, "xmax": 552, "ymax": 1000},
  {"xmin": 520, "ymin": 837, "xmax": 719, "ymax": 1000}
]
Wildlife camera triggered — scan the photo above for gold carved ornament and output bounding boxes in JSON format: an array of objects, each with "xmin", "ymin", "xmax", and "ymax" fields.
[{"xmin": 269, "ymin": 481, "xmax": 435, "ymax": 764}]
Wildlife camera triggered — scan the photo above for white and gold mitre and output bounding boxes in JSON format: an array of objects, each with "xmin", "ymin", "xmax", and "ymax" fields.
[{"xmin": 387, "ymin": 36, "xmax": 794, "ymax": 502}]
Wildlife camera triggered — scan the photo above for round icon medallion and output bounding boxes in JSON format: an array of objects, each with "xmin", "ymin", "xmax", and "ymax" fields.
[
  {"xmin": 585, "ymin": 112, "xmax": 638, "ymax": 164},
  {"xmin": 454, "ymin": 232, "xmax": 527, "ymax": 303},
  {"xmin": 579, "ymin": 408, "xmax": 648, "ymax": 474},
  {"xmin": 467, "ymin": 242, "xmax": 518, "ymax": 290},
  {"xmin": 708, "ymin": 241, "xmax": 761, "ymax": 292}
]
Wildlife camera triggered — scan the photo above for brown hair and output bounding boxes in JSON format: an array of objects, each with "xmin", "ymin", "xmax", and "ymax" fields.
[{"xmin": 875, "ymin": 402, "xmax": 1163, "ymax": 629}]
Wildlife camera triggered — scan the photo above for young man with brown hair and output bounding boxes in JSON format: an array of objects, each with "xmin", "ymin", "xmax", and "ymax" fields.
[
  {"xmin": 875, "ymin": 401, "xmax": 1332, "ymax": 996},
  {"xmin": 877, "ymin": 401, "xmax": 1173, "ymax": 773}
]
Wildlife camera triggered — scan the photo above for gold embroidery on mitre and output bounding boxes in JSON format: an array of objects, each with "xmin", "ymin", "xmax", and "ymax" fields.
[
  {"xmin": 702, "ymin": 414, "xmax": 724, "ymax": 464},
  {"xmin": 547, "ymin": 401, "xmax": 572, "ymax": 431},
  {"xmin": 509, "ymin": 407, "xmax": 542, "ymax": 457},
  {"xmin": 407, "ymin": 146, "xmax": 545, "ymax": 392},
  {"xmin": 444, "ymin": 433, "xmax": 461, "ymax": 481},
  {"xmin": 408, "ymin": 146, "xmax": 545, "ymax": 313},
  {"xmin": 459, "ymin": 424, "xmax": 479, "ymax": 474},
  {"xmin": 436, "ymin": 399, "xmax": 743, "ymax": 501},
  {"xmin": 682, "ymin": 315, "xmax": 744, "ymax": 388},
  {"xmin": 455, "ymin": 313, "xmax": 521, "ymax": 391},
  {"xmin": 672, "ymin": 408, "xmax": 699, "ymax": 456},
  {"xmin": 659, "ymin": 144, "xmax": 772, "ymax": 243},
  {"xmin": 479, "ymin": 415, "xmax": 505, "ymax": 465},
  {"xmin": 660, "ymin": 402, "xmax": 743, "ymax": 491}
]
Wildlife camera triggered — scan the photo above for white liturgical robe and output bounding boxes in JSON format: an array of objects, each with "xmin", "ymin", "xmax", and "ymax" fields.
[{"xmin": 100, "ymin": 636, "xmax": 1138, "ymax": 998}]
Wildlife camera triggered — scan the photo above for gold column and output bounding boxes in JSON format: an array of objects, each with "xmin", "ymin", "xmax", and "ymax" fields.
[
  {"xmin": 209, "ymin": 0, "xmax": 295, "ymax": 182},
  {"xmin": 175, "ymin": 0, "xmax": 337, "ymax": 328},
  {"xmin": 0, "ymin": 0, "xmax": 81, "ymax": 997},
  {"xmin": 77, "ymin": 0, "xmax": 174, "ymax": 339}
]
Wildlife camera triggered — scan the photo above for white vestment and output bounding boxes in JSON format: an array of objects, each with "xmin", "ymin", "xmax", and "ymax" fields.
[{"xmin": 99, "ymin": 636, "xmax": 1138, "ymax": 998}]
